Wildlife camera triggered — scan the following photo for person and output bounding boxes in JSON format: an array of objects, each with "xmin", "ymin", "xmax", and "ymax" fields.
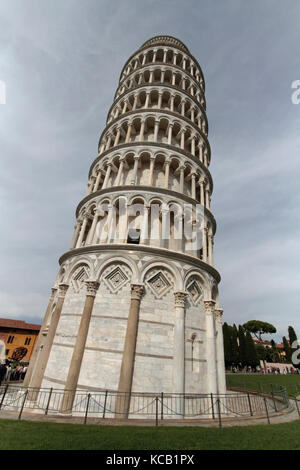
[{"xmin": 0, "ymin": 363, "xmax": 7, "ymax": 386}]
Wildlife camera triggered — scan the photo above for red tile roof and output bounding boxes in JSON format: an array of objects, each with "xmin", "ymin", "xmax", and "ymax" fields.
[{"xmin": 0, "ymin": 318, "xmax": 40, "ymax": 331}]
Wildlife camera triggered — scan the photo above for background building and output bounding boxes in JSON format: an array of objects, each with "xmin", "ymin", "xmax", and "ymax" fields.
[{"xmin": 0, "ymin": 318, "xmax": 40, "ymax": 362}]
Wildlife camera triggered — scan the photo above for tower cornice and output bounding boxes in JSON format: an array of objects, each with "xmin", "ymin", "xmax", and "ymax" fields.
[
  {"xmin": 97, "ymin": 109, "xmax": 210, "ymax": 157},
  {"xmin": 89, "ymin": 142, "xmax": 213, "ymax": 188},
  {"xmin": 58, "ymin": 244, "xmax": 221, "ymax": 284},
  {"xmin": 75, "ymin": 184, "xmax": 217, "ymax": 234},
  {"xmin": 108, "ymin": 83, "xmax": 207, "ymax": 127}
]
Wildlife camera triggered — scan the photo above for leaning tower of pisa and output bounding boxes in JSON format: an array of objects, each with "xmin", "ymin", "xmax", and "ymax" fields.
[{"xmin": 25, "ymin": 36, "xmax": 226, "ymax": 413}]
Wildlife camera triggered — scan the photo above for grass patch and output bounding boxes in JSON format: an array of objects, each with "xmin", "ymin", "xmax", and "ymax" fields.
[
  {"xmin": 0, "ymin": 419, "xmax": 300, "ymax": 450},
  {"xmin": 226, "ymin": 373, "xmax": 300, "ymax": 396}
]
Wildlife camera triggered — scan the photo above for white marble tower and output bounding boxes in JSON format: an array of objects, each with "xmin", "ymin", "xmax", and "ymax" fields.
[{"xmin": 25, "ymin": 36, "xmax": 226, "ymax": 413}]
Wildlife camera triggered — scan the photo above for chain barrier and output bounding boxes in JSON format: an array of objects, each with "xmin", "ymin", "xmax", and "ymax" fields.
[{"xmin": 0, "ymin": 383, "xmax": 291, "ymax": 423}]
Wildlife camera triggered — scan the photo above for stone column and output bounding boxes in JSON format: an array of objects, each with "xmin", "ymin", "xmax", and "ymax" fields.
[
  {"xmin": 215, "ymin": 308, "xmax": 226, "ymax": 394},
  {"xmin": 208, "ymin": 231, "xmax": 214, "ymax": 266},
  {"xmin": 114, "ymin": 127, "xmax": 121, "ymax": 146},
  {"xmin": 140, "ymin": 206, "xmax": 149, "ymax": 245},
  {"xmin": 164, "ymin": 159, "xmax": 170, "ymax": 189},
  {"xmin": 93, "ymin": 171, "xmax": 102, "ymax": 192},
  {"xmin": 115, "ymin": 159, "xmax": 124, "ymax": 186},
  {"xmin": 116, "ymin": 284, "xmax": 144, "ymax": 419},
  {"xmin": 204, "ymin": 300, "xmax": 218, "ymax": 394},
  {"xmin": 23, "ymin": 286, "xmax": 58, "ymax": 387},
  {"xmin": 154, "ymin": 119, "xmax": 159, "ymax": 142},
  {"xmin": 173, "ymin": 292, "xmax": 187, "ymax": 417},
  {"xmin": 148, "ymin": 157, "xmax": 155, "ymax": 186},
  {"xmin": 179, "ymin": 166, "xmax": 185, "ymax": 193},
  {"xmin": 131, "ymin": 156, "xmax": 139, "ymax": 185},
  {"xmin": 75, "ymin": 217, "xmax": 88, "ymax": 249},
  {"xmin": 200, "ymin": 179, "xmax": 205, "ymax": 206},
  {"xmin": 191, "ymin": 173, "xmax": 196, "ymax": 199},
  {"xmin": 29, "ymin": 283, "xmax": 69, "ymax": 393},
  {"xmin": 125, "ymin": 123, "xmax": 132, "ymax": 143},
  {"xmin": 60, "ymin": 281, "xmax": 100, "ymax": 413},
  {"xmin": 86, "ymin": 211, "xmax": 99, "ymax": 245},
  {"xmin": 202, "ymin": 225, "xmax": 207, "ymax": 262},
  {"xmin": 102, "ymin": 164, "xmax": 112, "ymax": 189},
  {"xmin": 69, "ymin": 222, "xmax": 81, "ymax": 250},
  {"xmin": 139, "ymin": 119, "xmax": 145, "ymax": 142}
]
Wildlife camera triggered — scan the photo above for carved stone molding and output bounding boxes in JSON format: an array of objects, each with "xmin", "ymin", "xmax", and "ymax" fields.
[
  {"xmin": 214, "ymin": 307, "xmax": 223, "ymax": 323},
  {"xmin": 85, "ymin": 281, "xmax": 100, "ymax": 297},
  {"xmin": 174, "ymin": 291, "xmax": 188, "ymax": 308},
  {"xmin": 58, "ymin": 283, "xmax": 69, "ymax": 298},
  {"xmin": 203, "ymin": 299, "xmax": 216, "ymax": 314},
  {"xmin": 131, "ymin": 284, "xmax": 144, "ymax": 301}
]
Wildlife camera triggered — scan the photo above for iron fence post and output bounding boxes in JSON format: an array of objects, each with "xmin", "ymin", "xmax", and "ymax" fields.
[
  {"xmin": 155, "ymin": 396, "xmax": 158, "ymax": 426},
  {"xmin": 210, "ymin": 393, "xmax": 215, "ymax": 419},
  {"xmin": 84, "ymin": 393, "xmax": 91, "ymax": 424},
  {"xmin": 161, "ymin": 392, "xmax": 163, "ymax": 420},
  {"xmin": 216, "ymin": 398, "xmax": 222, "ymax": 428},
  {"xmin": 45, "ymin": 387, "xmax": 53, "ymax": 415},
  {"xmin": 103, "ymin": 390, "xmax": 108, "ymax": 419},
  {"xmin": 0, "ymin": 384, "xmax": 9, "ymax": 410},
  {"xmin": 18, "ymin": 389, "xmax": 28, "ymax": 421},
  {"xmin": 294, "ymin": 398, "xmax": 300, "ymax": 417},
  {"xmin": 247, "ymin": 392, "xmax": 253, "ymax": 416},
  {"xmin": 271, "ymin": 385, "xmax": 277, "ymax": 412},
  {"xmin": 263, "ymin": 396, "xmax": 270, "ymax": 424}
]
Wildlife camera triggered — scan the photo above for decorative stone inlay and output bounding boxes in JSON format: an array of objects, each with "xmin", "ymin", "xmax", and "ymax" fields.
[
  {"xmin": 186, "ymin": 277, "xmax": 203, "ymax": 305},
  {"xmin": 85, "ymin": 281, "xmax": 100, "ymax": 297},
  {"xmin": 103, "ymin": 265, "xmax": 130, "ymax": 293},
  {"xmin": 71, "ymin": 266, "xmax": 90, "ymax": 293},
  {"xmin": 146, "ymin": 270, "xmax": 173, "ymax": 299}
]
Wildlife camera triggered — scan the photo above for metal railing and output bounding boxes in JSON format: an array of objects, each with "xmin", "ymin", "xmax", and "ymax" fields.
[{"xmin": 0, "ymin": 384, "xmax": 290, "ymax": 426}]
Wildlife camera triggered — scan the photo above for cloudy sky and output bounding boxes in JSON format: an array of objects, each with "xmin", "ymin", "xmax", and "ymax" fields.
[{"xmin": 1, "ymin": 0, "xmax": 300, "ymax": 341}]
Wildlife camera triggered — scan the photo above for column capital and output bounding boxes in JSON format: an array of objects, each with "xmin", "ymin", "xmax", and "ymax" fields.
[
  {"xmin": 131, "ymin": 284, "xmax": 144, "ymax": 301},
  {"xmin": 174, "ymin": 291, "xmax": 188, "ymax": 308},
  {"xmin": 214, "ymin": 307, "xmax": 223, "ymax": 323},
  {"xmin": 51, "ymin": 286, "xmax": 58, "ymax": 297},
  {"xmin": 58, "ymin": 283, "xmax": 69, "ymax": 298},
  {"xmin": 204, "ymin": 299, "xmax": 216, "ymax": 314},
  {"xmin": 85, "ymin": 280, "xmax": 100, "ymax": 297}
]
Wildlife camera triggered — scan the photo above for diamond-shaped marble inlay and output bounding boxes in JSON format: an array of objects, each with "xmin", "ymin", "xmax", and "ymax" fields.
[
  {"xmin": 71, "ymin": 266, "xmax": 89, "ymax": 293},
  {"xmin": 104, "ymin": 266, "xmax": 129, "ymax": 293},
  {"xmin": 186, "ymin": 277, "xmax": 203, "ymax": 305},
  {"xmin": 146, "ymin": 271, "xmax": 172, "ymax": 299}
]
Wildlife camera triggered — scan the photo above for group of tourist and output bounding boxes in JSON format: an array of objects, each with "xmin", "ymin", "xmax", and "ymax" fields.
[
  {"xmin": 262, "ymin": 366, "xmax": 299, "ymax": 375},
  {"xmin": 230, "ymin": 365, "xmax": 299, "ymax": 375},
  {"xmin": 0, "ymin": 363, "xmax": 28, "ymax": 385}
]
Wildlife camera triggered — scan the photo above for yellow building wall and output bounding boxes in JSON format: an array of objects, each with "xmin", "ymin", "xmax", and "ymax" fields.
[{"xmin": 3, "ymin": 329, "xmax": 39, "ymax": 362}]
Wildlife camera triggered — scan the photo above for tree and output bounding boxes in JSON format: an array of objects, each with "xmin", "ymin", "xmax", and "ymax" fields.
[
  {"xmin": 245, "ymin": 330, "xmax": 259, "ymax": 367},
  {"xmin": 222, "ymin": 323, "xmax": 232, "ymax": 367},
  {"xmin": 255, "ymin": 344, "xmax": 267, "ymax": 361},
  {"xmin": 282, "ymin": 336, "xmax": 292, "ymax": 363},
  {"xmin": 243, "ymin": 320, "xmax": 276, "ymax": 340},
  {"xmin": 238, "ymin": 325, "xmax": 247, "ymax": 367}
]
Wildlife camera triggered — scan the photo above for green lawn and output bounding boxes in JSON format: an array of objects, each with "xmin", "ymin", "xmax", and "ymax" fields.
[
  {"xmin": 0, "ymin": 375, "xmax": 299, "ymax": 450},
  {"xmin": 0, "ymin": 418, "xmax": 300, "ymax": 450},
  {"xmin": 226, "ymin": 373, "xmax": 300, "ymax": 397}
]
